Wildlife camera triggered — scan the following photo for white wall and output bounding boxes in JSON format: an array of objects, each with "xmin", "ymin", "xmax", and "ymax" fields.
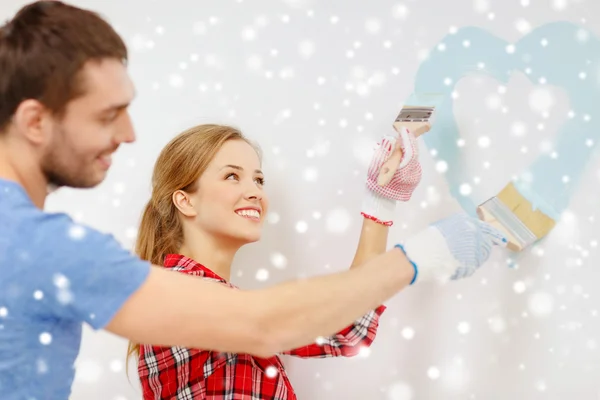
[{"xmin": 3, "ymin": 0, "xmax": 600, "ymax": 399}]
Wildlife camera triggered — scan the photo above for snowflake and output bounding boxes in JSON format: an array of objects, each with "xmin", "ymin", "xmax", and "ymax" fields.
[
  {"xmin": 528, "ymin": 87, "xmax": 555, "ymax": 113},
  {"xmin": 528, "ymin": 292, "xmax": 554, "ymax": 317},
  {"xmin": 457, "ymin": 321, "xmax": 471, "ymax": 334},
  {"xmin": 401, "ymin": 327, "xmax": 415, "ymax": 340},
  {"xmin": 270, "ymin": 253, "xmax": 288, "ymax": 269},
  {"xmin": 303, "ymin": 167, "xmax": 319, "ymax": 182},
  {"xmin": 39, "ymin": 332, "xmax": 52, "ymax": 345},
  {"xmin": 295, "ymin": 221, "xmax": 308, "ymax": 233},
  {"xmin": 326, "ymin": 209, "xmax": 351, "ymax": 234},
  {"xmin": 68, "ymin": 225, "xmax": 86, "ymax": 240},
  {"xmin": 427, "ymin": 366, "xmax": 440, "ymax": 380}
]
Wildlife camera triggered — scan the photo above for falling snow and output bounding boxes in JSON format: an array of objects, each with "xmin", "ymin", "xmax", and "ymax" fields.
[
  {"xmin": 457, "ymin": 321, "xmax": 471, "ymax": 334},
  {"xmin": 514, "ymin": 281, "xmax": 527, "ymax": 293},
  {"xmin": 295, "ymin": 220, "xmax": 308, "ymax": 233},
  {"xmin": 488, "ymin": 316, "xmax": 507, "ymax": 333},
  {"xmin": 325, "ymin": 208, "xmax": 351, "ymax": 233},
  {"xmin": 265, "ymin": 366, "xmax": 278, "ymax": 378},
  {"xmin": 459, "ymin": 183, "xmax": 472, "ymax": 196},
  {"xmin": 255, "ymin": 268, "xmax": 270, "ymax": 281},
  {"xmin": 427, "ymin": 366, "xmax": 441, "ymax": 380},
  {"xmin": 74, "ymin": 359, "xmax": 103, "ymax": 383},
  {"xmin": 528, "ymin": 292, "xmax": 555, "ymax": 317},
  {"xmin": 270, "ymin": 253, "xmax": 288, "ymax": 269},
  {"xmin": 528, "ymin": 88, "xmax": 555, "ymax": 113},
  {"xmin": 387, "ymin": 382, "xmax": 414, "ymax": 400},
  {"xmin": 39, "ymin": 332, "xmax": 52, "ymax": 345},
  {"xmin": 16, "ymin": 1, "xmax": 600, "ymax": 399},
  {"xmin": 401, "ymin": 327, "xmax": 415, "ymax": 340},
  {"xmin": 266, "ymin": 212, "xmax": 280, "ymax": 224},
  {"xmin": 68, "ymin": 225, "xmax": 86, "ymax": 240}
]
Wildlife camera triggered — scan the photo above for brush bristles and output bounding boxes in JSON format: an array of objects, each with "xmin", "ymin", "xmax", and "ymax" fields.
[
  {"xmin": 477, "ymin": 182, "xmax": 557, "ymax": 252},
  {"xmin": 477, "ymin": 197, "xmax": 535, "ymax": 251},
  {"xmin": 496, "ymin": 182, "xmax": 556, "ymax": 239}
]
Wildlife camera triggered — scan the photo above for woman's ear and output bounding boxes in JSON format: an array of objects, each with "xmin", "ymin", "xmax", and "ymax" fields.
[{"xmin": 172, "ymin": 190, "xmax": 198, "ymax": 217}]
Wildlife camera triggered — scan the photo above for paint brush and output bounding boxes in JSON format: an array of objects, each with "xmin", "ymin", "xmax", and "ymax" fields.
[
  {"xmin": 378, "ymin": 93, "xmax": 443, "ymax": 186},
  {"xmin": 476, "ymin": 181, "xmax": 557, "ymax": 251}
]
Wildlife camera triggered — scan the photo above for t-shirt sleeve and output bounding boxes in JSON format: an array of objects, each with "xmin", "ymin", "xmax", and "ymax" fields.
[{"xmin": 24, "ymin": 211, "xmax": 151, "ymax": 330}]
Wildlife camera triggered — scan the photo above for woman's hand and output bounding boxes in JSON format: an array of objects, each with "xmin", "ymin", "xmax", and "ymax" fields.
[{"xmin": 361, "ymin": 127, "xmax": 422, "ymax": 226}]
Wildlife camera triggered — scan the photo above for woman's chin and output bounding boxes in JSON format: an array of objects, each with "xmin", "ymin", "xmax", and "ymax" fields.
[
  {"xmin": 216, "ymin": 219, "xmax": 264, "ymax": 245},
  {"xmin": 226, "ymin": 230, "xmax": 262, "ymax": 245},
  {"xmin": 241, "ymin": 233, "xmax": 261, "ymax": 244}
]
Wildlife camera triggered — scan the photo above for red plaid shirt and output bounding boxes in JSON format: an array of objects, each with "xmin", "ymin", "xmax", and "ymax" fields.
[{"xmin": 138, "ymin": 254, "xmax": 386, "ymax": 400}]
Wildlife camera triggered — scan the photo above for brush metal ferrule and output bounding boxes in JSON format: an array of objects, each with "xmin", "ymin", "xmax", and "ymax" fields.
[
  {"xmin": 478, "ymin": 196, "xmax": 538, "ymax": 249},
  {"xmin": 395, "ymin": 107, "xmax": 435, "ymax": 122}
]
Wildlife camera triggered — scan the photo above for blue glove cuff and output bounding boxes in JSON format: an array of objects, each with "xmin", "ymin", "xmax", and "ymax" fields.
[{"xmin": 395, "ymin": 243, "xmax": 418, "ymax": 285}]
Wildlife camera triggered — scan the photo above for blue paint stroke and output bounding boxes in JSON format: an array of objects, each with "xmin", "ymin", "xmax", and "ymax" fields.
[{"xmin": 413, "ymin": 22, "xmax": 600, "ymax": 222}]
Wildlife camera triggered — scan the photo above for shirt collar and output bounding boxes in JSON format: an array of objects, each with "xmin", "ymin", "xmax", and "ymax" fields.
[{"xmin": 163, "ymin": 253, "xmax": 227, "ymax": 283}]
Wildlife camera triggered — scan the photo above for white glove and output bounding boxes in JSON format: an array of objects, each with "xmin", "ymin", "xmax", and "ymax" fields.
[
  {"xmin": 396, "ymin": 213, "xmax": 508, "ymax": 284},
  {"xmin": 361, "ymin": 127, "xmax": 422, "ymax": 226}
]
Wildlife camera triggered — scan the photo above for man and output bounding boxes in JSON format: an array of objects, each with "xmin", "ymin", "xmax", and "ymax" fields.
[{"xmin": 0, "ymin": 1, "xmax": 504, "ymax": 398}]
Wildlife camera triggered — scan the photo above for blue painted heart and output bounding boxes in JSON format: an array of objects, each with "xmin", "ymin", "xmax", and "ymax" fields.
[{"xmin": 411, "ymin": 22, "xmax": 600, "ymax": 225}]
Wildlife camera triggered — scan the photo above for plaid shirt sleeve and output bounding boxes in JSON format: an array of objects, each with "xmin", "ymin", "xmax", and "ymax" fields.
[{"xmin": 280, "ymin": 305, "xmax": 386, "ymax": 358}]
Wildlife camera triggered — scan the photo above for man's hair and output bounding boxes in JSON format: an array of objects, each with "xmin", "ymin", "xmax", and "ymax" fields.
[{"xmin": 0, "ymin": 1, "xmax": 128, "ymax": 132}]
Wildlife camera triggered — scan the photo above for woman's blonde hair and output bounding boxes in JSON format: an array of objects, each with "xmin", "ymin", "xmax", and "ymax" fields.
[{"xmin": 125, "ymin": 123, "xmax": 258, "ymax": 374}]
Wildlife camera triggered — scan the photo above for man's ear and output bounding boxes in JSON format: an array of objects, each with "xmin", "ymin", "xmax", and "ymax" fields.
[{"xmin": 12, "ymin": 99, "xmax": 52, "ymax": 145}]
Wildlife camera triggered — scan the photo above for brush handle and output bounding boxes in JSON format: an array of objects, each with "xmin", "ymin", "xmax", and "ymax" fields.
[
  {"xmin": 376, "ymin": 139, "xmax": 403, "ymax": 186},
  {"xmin": 377, "ymin": 121, "xmax": 431, "ymax": 187}
]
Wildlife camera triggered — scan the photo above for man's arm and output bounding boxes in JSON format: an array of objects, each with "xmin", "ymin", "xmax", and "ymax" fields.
[
  {"xmin": 104, "ymin": 247, "xmax": 413, "ymax": 358},
  {"xmin": 271, "ymin": 217, "xmax": 391, "ymax": 359}
]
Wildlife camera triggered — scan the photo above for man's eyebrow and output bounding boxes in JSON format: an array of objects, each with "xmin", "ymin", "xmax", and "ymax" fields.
[
  {"xmin": 99, "ymin": 90, "xmax": 136, "ymax": 114},
  {"xmin": 99, "ymin": 102, "xmax": 131, "ymax": 114}
]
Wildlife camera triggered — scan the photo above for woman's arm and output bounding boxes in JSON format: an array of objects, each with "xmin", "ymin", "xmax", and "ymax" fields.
[
  {"xmin": 353, "ymin": 128, "xmax": 422, "ymax": 270},
  {"xmin": 281, "ymin": 131, "xmax": 422, "ymax": 359},
  {"xmin": 350, "ymin": 218, "xmax": 389, "ymax": 269}
]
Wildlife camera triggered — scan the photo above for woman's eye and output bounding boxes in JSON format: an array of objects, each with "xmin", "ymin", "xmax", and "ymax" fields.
[
  {"xmin": 255, "ymin": 177, "xmax": 265, "ymax": 185},
  {"xmin": 225, "ymin": 173, "xmax": 239, "ymax": 180}
]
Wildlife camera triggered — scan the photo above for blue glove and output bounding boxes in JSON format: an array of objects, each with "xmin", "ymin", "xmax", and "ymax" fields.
[{"xmin": 396, "ymin": 213, "xmax": 507, "ymax": 284}]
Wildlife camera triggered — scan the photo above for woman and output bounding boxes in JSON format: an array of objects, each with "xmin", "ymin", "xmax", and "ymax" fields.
[{"xmin": 127, "ymin": 124, "xmax": 504, "ymax": 399}]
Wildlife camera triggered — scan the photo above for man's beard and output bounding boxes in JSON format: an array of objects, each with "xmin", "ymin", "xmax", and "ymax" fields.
[
  {"xmin": 41, "ymin": 127, "xmax": 101, "ymax": 189},
  {"xmin": 42, "ymin": 150, "xmax": 104, "ymax": 189}
]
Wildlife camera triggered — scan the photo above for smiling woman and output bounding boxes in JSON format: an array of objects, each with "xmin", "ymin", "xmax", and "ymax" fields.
[
  {"xmin": 130, "ymin": 124, "xmax": 261, "ymax": 269},
  {"xmin": 126, "ymin": 123, "xmax": 391, "ymax": 400}
]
